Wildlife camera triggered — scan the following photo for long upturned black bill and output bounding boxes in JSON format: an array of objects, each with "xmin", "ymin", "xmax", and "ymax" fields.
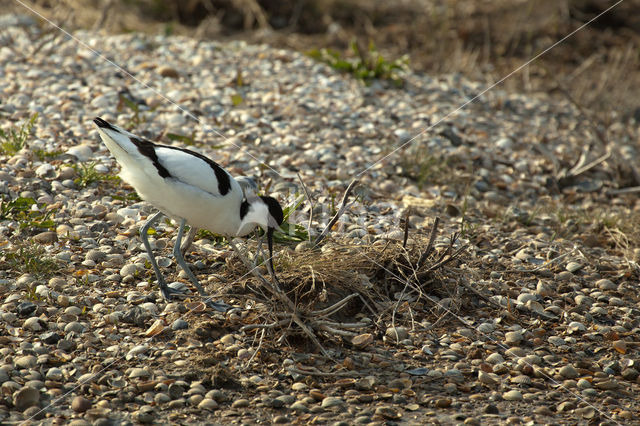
[{"xmin": 267, "ymin": 227, "xmax": 278, "ymax": 282}]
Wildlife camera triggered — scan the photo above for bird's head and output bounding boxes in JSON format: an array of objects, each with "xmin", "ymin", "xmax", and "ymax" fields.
[
  {"xmin": 237, "ymin": 195, "xmax": 284, "ymax": 275},
  {"xmin": 237, "ymin": 195, "xmax": 284, "ymax": 237}
]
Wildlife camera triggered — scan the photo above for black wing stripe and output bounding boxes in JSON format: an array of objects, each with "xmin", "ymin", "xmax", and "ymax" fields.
[
  {"xmin": 161, "ymin": 145, "xmax": 232, "ymax": 196},
  {"xmin": 129, "ymin": 137, "xmax": 172, "ymax": 179},
  {"xmin": 127, "ymin": 136, "xmax": 232, "ymax": 195}
]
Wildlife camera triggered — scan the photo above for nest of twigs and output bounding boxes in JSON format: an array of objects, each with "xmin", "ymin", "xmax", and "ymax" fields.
[{"xmin": 220, "ymin": 179, "xmax": 470, "ymax": 357}]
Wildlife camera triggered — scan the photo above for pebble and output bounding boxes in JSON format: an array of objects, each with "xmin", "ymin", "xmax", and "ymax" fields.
[
  {"xmin": 558, "ymin": 365, "xmax": 579, "ymax": 379},
  {"xmin": 321, "ymin": 397, "xmax": 345, "ymax": 408},
  {"xmin": 15, "ymin": 355, "xmax": 37, "ymax": 369},
  {"xmin": 385, "ymin": 327, "xmax": 409, "ymax": 341},
  {"xmin": 72, "ymin": 396, "xmax": 92, "ymax": 413},
  {"xmin": 13, "ymin": 386, "xmax": 40, "ymax": 410},
  {"xmin": 502, "ymin": 390, "xmax": 523, "ymax": 401}
]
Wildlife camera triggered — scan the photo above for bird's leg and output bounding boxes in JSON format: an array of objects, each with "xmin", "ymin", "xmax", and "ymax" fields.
[
  {"xmin": 180, "ymin": 226, "xmax": 198, "ymax": 257},
  {"xmin": 141, "ymin": 211, "xmax": 182, "ymax": 301},
  {"xmin": 254, "ymin": 232, "xmax": 266, "ymax": 267},
  {"xmin": 173, "ymin": 219, "xmax": 229, "ymax": 312}
]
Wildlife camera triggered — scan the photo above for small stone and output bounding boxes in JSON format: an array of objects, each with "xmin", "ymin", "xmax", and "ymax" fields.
[
  {"xmin": 612, "ymin": 340, "xmax": 627, "ymax": 354},
  {"xmin": 622, "ymin": 368, "xmax": 639, "ymax": 381},
  {"xmin": 321, "ymin": 396, "xmax": 345, "ymax": 408},
  {"xmin": 351, "ymin": 333, "xmax": 374, "ymax": 349},
  {"xmin": 45, "ymin": 368, "xmax": 63, "ymax": 381},
  {"xmin": 23, "ymin": 317, "xmax": 45, "ymax": 331},
  {"xmin": 477, "ymin": 323, "xmax": 495, "ymax": 333},
  {"xmin": 566, "ymin": 262, "xmax": 583, "ymax": 273},
  {"xmin": 577, "ymin": 379, "xmax": 592, "ymax": 389},
  {"xmin": 596, "ymin": 279, "xmax": 616, "ymax": 290},
  {"xmin": 534, "ymin": 406, "xmax": 554, "ymax": 416},
  {"xmin": 291, "ymin": 382, "xmax": 308, "ymax": 391},
  {"xmin": 484, "ymin": 404, "xmax": 499, "ymax": 414},
  {"xmin": 158, "ymin": 66, "xmax": 179, "ymax": 78},
  {"xmin": 374, "ymin": 406, "xmax": 400, "ymax": 419},
  {"xmin": 72, "ymin": 396, "xmax": 91, "ymax": 413},
  {"xmin": 133, "ymin": 407, "xmax": 155, "ymax": 424},
  {"xmin": 231, "ymin": 398, "xmax": 250, "ymax": 408},
  {"xmin": 434, "ymin": 398, "xmax": 452, "ymax": 408},
  {"xmin": 595, "ymin": 380, "xmax": 618, "ymax": 390},
  {"xmin": 120, "ymin": 263, "xmax": 139, "ymax": 277},
  {"xmin": 505, "ymin": 331, "xmax": 523, "ymax": 345},
  {"xmin": 129, "ymin": 368, "xmax": 150, "ymax": 378},
  {"xmin": 559, "ymin": 365, "xmax": 579, "ymax": 379},
  {"xmin": 168, "ymin": 383, "xmax": 184, "ymax": 399},
  {"xmin": 485, "ymin": 353, "xmax": 504, "ymax": 364},
  {"xmin": 17, "ymin": 301, "xmax": 37, "ymax": 317},
  {"xmin": 502, "ymin": 390, "xmax": 523, "ymax": 401},
  {"xmin": 15, "ymin": 355, "xmax": 37, "ymax": 369},
  {"xmin": 33, "ymin": 231, "xmax": 57, "ymax": 244},
  {"xmin": 64, "ymin": 321, "xmax": 85, "ymax": 333},
  {"xmin": 198, "ymin": 398, "xmax": 218, "ymax": 410},
  {"xmin": 13, "ymin": 386, "xmax": 40, "ymax": 410},
  {"xmin": 385, "ymin": 327, "xmax": 408, "ymax": 341},
  {"xmin": 171, "ymin": 319, "xmax": 188, "ymax": 330},
  {"xmin": 290, "ymin": 402, "xmax": 309, "ymax": 412}
]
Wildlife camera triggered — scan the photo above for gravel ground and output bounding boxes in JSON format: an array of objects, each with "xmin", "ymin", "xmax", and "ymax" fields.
[{"xmin": 1, "ymin": 13, "xmax": 640, "ymax": 425}]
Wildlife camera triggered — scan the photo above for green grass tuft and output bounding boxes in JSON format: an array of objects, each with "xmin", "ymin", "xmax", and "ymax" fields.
[
  {"xmin": 307, "ymin": 40, "xmax": 408, "ymax": 86},
  {"xmin": 2, "ymin": 244, "xmax": 59, "ymax": 277},
  {"xmin": 0, "ymin": 196, "xmax": 56, "ymax": 232},
  {"xmin": 73, "ymin": 161, "xmax": 120, "ymax": 188},
  {"xmin": 0, "ymin": 113, "xmax": 39, "ymax": 156}
]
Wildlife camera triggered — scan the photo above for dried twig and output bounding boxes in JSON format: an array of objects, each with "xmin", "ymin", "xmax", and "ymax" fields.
[
  {"xmin": 313, "ymin": 179, "xmax": 359, "ymax": 248},
  {"xmin": 286, "ymin": 367, "xmax": 361, "ymax": 378},
  {"xmin": 296, "ymin": 172, "xmax": 314, "ymax": 241},
  {"xmin": 416, "ymin": 217, "xmax": 440, "ymax": 269},
  {"xmin": 402, "ymin": 208, "xmax": 411, "ymax": 248}
]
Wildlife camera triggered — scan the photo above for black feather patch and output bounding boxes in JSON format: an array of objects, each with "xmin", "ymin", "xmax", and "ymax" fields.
[
  {"xmin": 239, "ymin": 199, "xmax": 250, "ymax": 220},
  {"xmin": 260, "ymin": 196, "xmax": 284, "ymax": 226},
  {"xmin": 129, "ymin": 136, "xmax": 172, "ymax": 179},
  {"xmin": 163, "ymin": 146, "xmax": 231, "ymax": 196}
]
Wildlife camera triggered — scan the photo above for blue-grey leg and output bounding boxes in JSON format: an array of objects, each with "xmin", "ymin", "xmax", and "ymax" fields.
[
  {"xmin": 173, "ymin": 219, "xmax": 230, "ymax": 312},
  {"xmin": 141, "ymin": 211, "xmax": 184, "ymax": 301}
]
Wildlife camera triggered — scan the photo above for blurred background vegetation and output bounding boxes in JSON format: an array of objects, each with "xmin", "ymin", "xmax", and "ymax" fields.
[{"xmin": 5, "ymin": 0, "xmax": 640, "ymax": 123}]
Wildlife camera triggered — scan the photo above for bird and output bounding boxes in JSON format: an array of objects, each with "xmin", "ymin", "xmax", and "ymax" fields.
[{"xmin": 93, "ymin": 117, "xmax": 284, "ymax": 311}]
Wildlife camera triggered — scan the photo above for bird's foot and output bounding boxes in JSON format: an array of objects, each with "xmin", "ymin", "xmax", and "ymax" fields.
[
  {"xmin": 205, "ymin": 300, "xmax": 231, "ymax": 312},
  {"xmin": 159, "ymin": 281, "xmax": 189, "ymax": 301},
  {"xmin": 160, "ymin": 282, "xmax": 230, "ymax": 312}
]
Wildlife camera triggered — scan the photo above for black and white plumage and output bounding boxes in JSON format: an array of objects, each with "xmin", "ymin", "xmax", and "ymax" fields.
[{"xmin": 93, "ymin": 117, "xmax": 283, "ymax": 311}]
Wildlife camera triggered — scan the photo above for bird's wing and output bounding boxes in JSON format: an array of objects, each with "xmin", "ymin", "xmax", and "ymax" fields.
[
  {"xmin": 154, "ymin": 145, "xmax": 235, "ymax": 197},
  {"xmin": 95, "ymin": 117, "xmax": 239, "ymax": 198}
]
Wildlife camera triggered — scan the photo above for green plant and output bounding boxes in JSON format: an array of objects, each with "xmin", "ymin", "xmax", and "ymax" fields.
[
  {"xmin": 0, "ymin": 196, "xmax": 55, "ymax": 232},
  {"xmin": 306, "ymin": 41, "xmax": 409, "ymax": 86},
  {"xmin": 0, "ymin": 113, "xmax": 39, "ymax": 156},
  {"xmin": 73, "ymin": 161, "xmax": 120, "ymax": 188},
  {"xmin": 196, "ymin": 228, "xmax": 228, "ymax": 246},
  {"xmin": 25, "ymin": 285, "xmax": 43, "ymax": 302},
  {"xmin": 275, "ymin": 195, "xmax": 309, "ymax": 243},
  {"xmin": 2, "ymin": 244, "xmax": 58, "ymax": 277},
  {"xmin": 117, "ymin": 94, "xmax": 146, "ymax": 127},
  {"xmin": 166, "ymin": 131, "xmax": 196, "ymax": 146},
  {"xmin": 33, "ymin": 148, "xmax": 64, "ymax": 162},
  {"xmin": 111, "ymin": 192, "xmax": 142, "ymax": 202}
]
